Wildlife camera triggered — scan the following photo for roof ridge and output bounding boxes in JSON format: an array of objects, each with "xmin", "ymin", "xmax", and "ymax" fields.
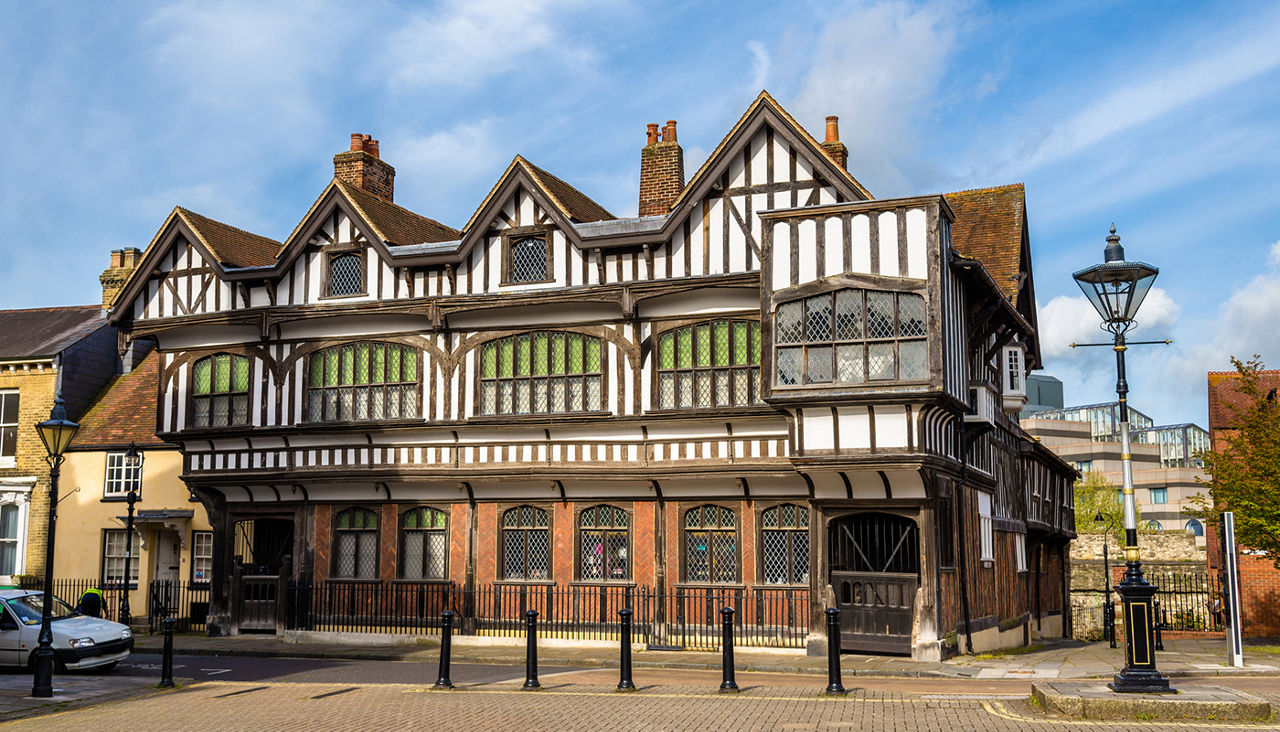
[
  {"xmin": 945, "ymin": 182, "xmax": 1026, "ymax": 197},
  {"xmin": 0, "ymin": 304, "xmax": 99, "ymax": 315}
]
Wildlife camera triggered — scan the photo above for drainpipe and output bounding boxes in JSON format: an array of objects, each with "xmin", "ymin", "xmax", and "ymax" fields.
[{"xmin": 956, "ymin": 417, "xmax": 975, "ymax": 654}]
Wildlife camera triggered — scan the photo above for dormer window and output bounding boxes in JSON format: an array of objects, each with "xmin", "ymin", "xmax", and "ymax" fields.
[
  {"xmin": 1003, "ymin": 345, "xmax": 1025, "ymax": 395},
  {"xmin": 327, "ymin": 252, "xmax": 364, "ymax": 297},
  {"xmin": 506, "ymin": 235, "xmax": 551, "ymax": 284}
]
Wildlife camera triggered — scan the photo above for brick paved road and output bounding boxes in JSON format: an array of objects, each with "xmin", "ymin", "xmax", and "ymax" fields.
[{"xmin": 8, "ymin": 672, "xmax": 1280, "ymax": 731}]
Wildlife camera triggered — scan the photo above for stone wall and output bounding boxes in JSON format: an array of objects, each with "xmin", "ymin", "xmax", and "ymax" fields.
[
  {"xmin": 1069, "ymin": 532, "xmax": 1208, "ymax": 640},
  {"xmin": 1071, "ymin": 532, "xmax": 1205, "ymax": 563}
]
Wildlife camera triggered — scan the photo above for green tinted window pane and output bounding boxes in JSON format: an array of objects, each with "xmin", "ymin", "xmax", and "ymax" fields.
[
  {"xmin": 232, "ymin": 356, "xmax": 250, "ymax": 392},
  {"xmin": 516, "ymin": 336, "xmax": 531, "ymax": 377},
  {"xmin": 325, "ymin": 349, "xmax": 339, "ymax": 387},
  {"xmin": 404, "ymin": 349, "xmax": 417, "ymax": 380},
  {"xmin": 433, "ymin": 509, "xmax": 446, "ymax": 528},
  {"xmin": 567, "ymin": 335, "xmax": 584, "ymax": 374},
  {"xmin": 762, "ymin": 507, "xmax": 777, "ymax": 528},
  {"xmin": 194, "ymin": 358, "xmax": 212, "ymax": 395},
  {"xmin": 341, "ymin": 345, "xmax": 354, "ymax": 385},
  {"xmin": 696, "ymin": 325, "xmax": 711, "ymax": 367},
  {"xmin": 405, "ymin": 510, "xmax": 418, "ymax": 529},
  {"xmin": 355, "ymin": 343, "xmax": 370, "ymax": 385},
  {"xmin": 551, "ymin": 334, "xmax": 565, "ymax": 374},
  {"xmin": 677, "ymin": 328, "xmax": 693, "ymax": 369},
  {"xmin": 337, "ymin": 511, "xmax": 350, "ymax": 529},
  {"xmin": 214, "ymin": 354, "xmax": 231, "ymax": 392},
  {"xmin": 658, "ymin": 333, "xmax": 674, "ymax": 369},
  {"xmin": 388, "ymin": 346, "xmax": 402, "ymax": 382},
  {"xmin": 499, "ymin": 339, "xmax": 514, "ymax": 378},
  {"xmin": 308, "ymin": 353, "xmax": 321, "ymax": 389},
  {"xmin": 532, "ymin": 333, "xmax": 549, "ymax": 376},
  {"xmin": 585, "ymin": 338, "xmax": 601, "ymax": 372},
  {"xmin": 371, "ymin": 344, "xmax": 385, "ymax": 383},
  {"xmin": 733, "ymin": 323, "xmax": 749, "ymax": 365},
  {"xmin": 714, "ymin": 322, "xmax": 730, "ymax": 366},
  {"xmin": 751, "ymin": 322, "xmax": 761, "ymax": 363},
  {"xmin": 481, "ymin": 342, "xmax": 497, "ymax": 378}
]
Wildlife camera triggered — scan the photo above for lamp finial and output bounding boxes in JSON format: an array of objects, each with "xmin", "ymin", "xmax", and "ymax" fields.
[{"xmin": 1104, "ymin": 224, "xmax": 1124, "ymax": 262}]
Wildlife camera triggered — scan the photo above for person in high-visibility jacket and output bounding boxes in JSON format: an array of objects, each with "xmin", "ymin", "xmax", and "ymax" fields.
[{"xmin": 76, "ymin": 587, "xmax": 108, "ymax": 618}]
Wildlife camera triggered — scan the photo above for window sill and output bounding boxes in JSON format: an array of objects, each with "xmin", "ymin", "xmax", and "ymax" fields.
[
  {"xmin": 469, "ymin": 412, "xmax": 612, "ymax": 424},
  {"xmin": 0, "ymin": 458, "xmax": 15, "ymax": 469},
  {"xmin": 568, "ymin": 580, "xmax": 636, "ymax": 588},
  {"xmin": 391, "ymin": 578, "xmax": 452, "ymax": 585},
  {"xmin": 494, "ymin": 580, "xmax": 556, "ymax": 586},
  {"xmin": 980, "ymin": 559, "xmax": 995, "ymax": 569},
  {"xmin": 100, "ymin": 496, "xmax": 139, "ymax": 503},
  {"xmin": 646, "ymin": 405, "xmax": 776, "ymax": 417},
  {"xmin": 316, "ymin": 292, "xmax": 369, "ymax": 301},
  {"xmin": 673, "ymin": 583, "xmax": 747, "ymax": 590},
  {"xmin": 500, "ymin": 278, "xmax": 556, "ymax": 287},
  {"xmin": 325, "ymin": 578, "xmax": 382, "ymax": 584}
]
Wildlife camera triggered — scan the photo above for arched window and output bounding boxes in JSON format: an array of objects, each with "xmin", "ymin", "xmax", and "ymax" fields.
[
  {"xmin": 775, "ymin": 288, "xmax": 927, "ymax": 385},
  {"xmin": 683, "ymin": 505, "xmax": 738, "ymax": 584},
  {"xmin": 1145, "ymin": 520, "xmax": 1163, "ymax": 531},
  {"xmin": 333, "ymin": 507, "xmax": 379, "ymax": 579},
  {"xmin": 400, "ymin": 507, "xmax": 448, "ymax": 580},
  {"xmin": 578, "ymin": 505, "xmax": 629, "ymax": 581},
  {"xmin": 478, "ymin": 333, "xmax": 603, "ymax": 415},
  {"xmin": 192, "ymin": 353, "xmax": 251, "ymax": 428},
  {"xmin": 1185, "ymin": 519, "xmax": 1204, "ymax": 537},
  {"xmin": 760, "ymin": 504, "xmax": 809, "ymax": 584},
  {"xmin": 502, "ymin": 505, "xmax": 550, "ymax": 580},
  {"xmin": 328, "ymin": 252, "xmax": 364, "ymax": 296},
  {"xmin": 307, "ymin": 342, "xmax": 420, "ymax": 422},
  {"xmin": 656, "ymin": 321, "xmax": 762, "ymax": 409}
]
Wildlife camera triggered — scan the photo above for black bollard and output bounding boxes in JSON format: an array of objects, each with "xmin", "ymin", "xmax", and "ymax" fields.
[
  {"xmin": 617, "ymin": 608, "xmax": 636, "ymax": 692},
  {"xmin": 435, "ymin": 610, "xmax": 455, "ymax": 689},
  {"xmin": 824, "ymin": 607, "xmax": 846, "ymax": 695},
  {"xmin": 523, "ymin": 610, "xmax": 541, "ymax": 690},
  {"xmin": 719, "ymin": 606, "xmax": 739, "ymax": 693},
  {"xmin": 159, "ymin": 617, "xmax": 175, "ymax": 688},
  {"xmin": 1154, "ymin": 599, "xmax": 1164, "ymax": 651}
]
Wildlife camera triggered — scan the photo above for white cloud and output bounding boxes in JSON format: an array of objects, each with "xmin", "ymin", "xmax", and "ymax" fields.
[
  {"xmin": 1270, "ymin": 239, "xmax": 1280, "ymax": 267},
  {"xmin": 385, "ymin": 0, "xmax": 607, "ymax": 89},
  {"xmin": 393, "ymin": 118, "xmax": 508, "ymax": 221},
  {"xmin": 747, "ymin": 41, "xmax": 770, "ymax": 92},
  {"xmin": 1037, "ymin": 287, "xmax": 1180, "ymax": 360}
]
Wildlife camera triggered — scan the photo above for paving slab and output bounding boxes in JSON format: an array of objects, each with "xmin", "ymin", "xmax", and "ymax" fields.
[
  {"xmin": 0, "ymin": 672, "xmax": 163, "ymax": 721},
  {"xmin": 1032, "ymin": 681, "xmax": 1274, "ymax": 721}
]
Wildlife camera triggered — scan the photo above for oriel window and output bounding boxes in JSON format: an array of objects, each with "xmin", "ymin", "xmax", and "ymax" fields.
[
  {"xmin": 333, "ymin": 507, "xmax": 379, "ymax": 579},
  {"xmin": 578, "ymin": 505, "xmax": 629, "ymax": 581},
  {"xmin": 775, "ymin": 289, "xmax": 927, "ymax": 386},
  {"xmin": 502, "ymin": 505, "xmax": 550, "ymax": 580},
  {"xmin": 760, "ymin": 503, "xmax": 809, "ymax": 584},
  {"xmin": 400, "ymin": 507, "xmax": 448, "ymax": 580},
  {"xmin": 192, "ymin": 353, "xmax": 251, "ymax": 428},
  {"xmin": 683, "ymin": 505, "xmax": 738, "ymax": 584},
  {"xmin": 656, "ymin": 321, "xmax": 762, "ymax": 409}
]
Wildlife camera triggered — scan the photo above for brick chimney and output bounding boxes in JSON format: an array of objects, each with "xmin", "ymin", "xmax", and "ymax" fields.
[
  {"xmin": 100, "ymin": 247, "xmax": 141, "ymax": 309},
  {"xmin": 821, "ymin": 116, "xmax": 848, "ymax": 170},
  {"xmin": 638, "ymin": 120, "xmax": 685, "ymax": 217},
  {"xmin": 334, "ymin": 133, "xmax": 395, "ymax": 201}
]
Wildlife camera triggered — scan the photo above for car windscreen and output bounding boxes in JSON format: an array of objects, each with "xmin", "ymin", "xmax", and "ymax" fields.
[{"xmin": 4, "ymin": 594, "xmax": 80, "ymax": 625}]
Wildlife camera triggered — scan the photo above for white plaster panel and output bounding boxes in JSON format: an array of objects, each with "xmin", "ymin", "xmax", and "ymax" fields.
[
  {"xmin": 878, "ymin": 211, "xmax": 899, "ymax": 277},
  {"xmin": 824, "ymin": 216, "xmax": 842, "ymax": 278},
  {"xmin": 836, "ymin": 406, "xmax": 871, "ymax": 450},
  {"xmin": 906, "ymin": 208, "xmax": 927, "ymax": 279},
  {"xmin": 802, "ymin": 409, "xmax": 834, "ymax": 451},
  {"xmin": 850, "ymin": 215, "xmax": 871, "ymax": 274},
  {"xmin": 874, "ymin": 408, "xmax": 908, "ymax": 449},
  {"xmin": 771, "ymin": 221, "xmax": 790, "ymax": 290},
  {"xmin": 797, "ymin": 219, "xmax": 817, "ymax": 284}
]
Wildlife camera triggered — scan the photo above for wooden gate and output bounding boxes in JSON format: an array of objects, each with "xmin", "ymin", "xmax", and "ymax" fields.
[{"xmin": 828, "ymin": 512, "xmax": 919, "ymax": 654}]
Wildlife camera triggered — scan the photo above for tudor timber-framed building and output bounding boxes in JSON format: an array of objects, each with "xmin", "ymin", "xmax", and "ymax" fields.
[{"xmin": 106, "ymin": 92, "xmax": 1076, "ymax": 659}]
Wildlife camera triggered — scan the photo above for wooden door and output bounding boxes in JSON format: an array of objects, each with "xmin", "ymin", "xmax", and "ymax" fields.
[{"xmin": 828, "ymin": 512, "xmax": 919, "ymax": 654}]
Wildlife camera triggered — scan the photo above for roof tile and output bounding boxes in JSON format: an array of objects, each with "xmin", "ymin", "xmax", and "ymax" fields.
[
  {"xmin": 946, "ymin": 183, "xmax": 1026, "ymax": 305},
  {"xmin": 177, "ymin": 208, "xmax": 283, "ymax": 268},
  {"xmin": 335, "ymin": 180, "xmax": 462, "ymax": 246},
  {"xmin": 71, "ymin": 351, "xmax": 166, "ymax": 447},
  {"xmin": 0, "ymin": 305, "xmax": 105, "ymax": 359}
]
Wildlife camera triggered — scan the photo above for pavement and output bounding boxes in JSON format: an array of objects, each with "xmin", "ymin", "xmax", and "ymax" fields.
[
  {"xmin": 130, "ymin": 632, "xmax": 1280, "ymax": 680},
  {"xmin": 0, "ymin": 671, "xmax": 159, "ymax": 722}
]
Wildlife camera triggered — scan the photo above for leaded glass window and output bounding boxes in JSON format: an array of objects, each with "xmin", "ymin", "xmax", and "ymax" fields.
[
  {"xmin": 478, "ymin": 333, "xmax": 604, "ymax": 416},
  {"xmin": 192, "ymin": 353, "xmax": 251, "ymax": 428},
  {"xmin": 578, "ymin": 505, "xmax": 629, "ymax": 581},
  {"xmin": 656, "ymin": 321, "xmax": 762, "ymax": 409},
  {"xmin": 508, "ymin": 237, "xmax": 549, "ymax": 283},
  {"xmin": 329, "ymin": 252, "xmax": 363, "ymax": 296},
  {"xmin": 774, "ymin": 289, "xmax": 927, "ymax": 386},
  {"xmin": 307, "ymin": 342, "xmax": 420, "ymax": 422},
  {"xmin": 683, "ymin": 505, "xmax": 738, "ymax": 584},
  {"xmin": 333, "ymin": 507, "xmax": 379, "ymax": 579},
  {"xmin": 761, "ymin": 503, "xmax": 809, "ymax": 585},
  {"xmin": 400, "ymin": 507, "xmax": 448, "ymax": 580},
  {"xmin": 502, "ymin": 505, "xmax": 551, "ymax": 580}
]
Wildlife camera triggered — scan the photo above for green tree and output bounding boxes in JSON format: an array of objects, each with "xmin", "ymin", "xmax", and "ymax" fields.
[
  {"xmin": 1193, "ymin": 356, "xmax": 1280, "ymax": 568},
  {"xmin": 1074, "ymin": 470, "xmax": 1136, "ymax": 542}
]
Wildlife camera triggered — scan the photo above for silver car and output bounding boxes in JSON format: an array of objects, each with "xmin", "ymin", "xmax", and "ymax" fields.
[{"xmin": 0, "ymin": 589, "xmax": 133, "ymax": 671}]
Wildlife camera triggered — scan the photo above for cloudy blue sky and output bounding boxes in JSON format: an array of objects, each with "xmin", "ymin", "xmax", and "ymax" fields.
[{"xmin": 2, "ymin": 0, "xmax": 1278, "ymax": 427}]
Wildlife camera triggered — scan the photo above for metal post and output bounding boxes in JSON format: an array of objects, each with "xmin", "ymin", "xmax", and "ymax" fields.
[
  {"xmin": 120, "ymin": 489, "xmax": 137, "ymax": 628},
  {"xmin": 824, "ymin": 607, "xmax": 846, "ymax": 695},
  {"xmin": 435, "ymin": 610, "xmax": 454, "ymax": 689},
  {"xmin": 617, "ymin": 608, "xmax": 636, "ymax": 692},
  {"xmin": 523, "ymin": 610, "xmax": 540, "ymax": 690},
  {"xmin": 1102, "ymin": 536, "xmax": 1116, "ymax": 647},
  {"xmin": 31, "ymin": 457, "xmax": 61, "ymax": 698},
  {"xmin": 718, "ymin": 607, "xmax": 738, "ymax": 692},
  {"xmin": 1153, "ymin": 599, "xmax": 1164, "ymax": 651},
  {"xmin": 159, "ymin": 617, "xmax": 175, "ymax": 688},
  {"xmin": 1221, "ymin": 512, "xmax": 1245, "ymax": 667},
  {"xmin": 1108, "ymin": 333, "xmax": 1171, "ymax": 693}
]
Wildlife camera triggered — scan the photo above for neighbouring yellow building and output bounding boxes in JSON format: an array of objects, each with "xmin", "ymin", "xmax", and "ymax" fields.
[{"xmin": 58, "ymin": 352, "xmax": 212, "ymax": 623}]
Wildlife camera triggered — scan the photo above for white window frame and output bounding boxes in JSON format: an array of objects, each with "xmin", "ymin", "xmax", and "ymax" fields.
[
  {"xmin": 0, "ymin": 390, "xmax": 18, "ymax": 468},
  {"xmin": 103, "ymin": 452, "xmax": 142, "ymax": 499},
  {"xmin": 1150, "ymin": 487, "xmax": 1168, "ymax": 504},
  {"xmin": 1003, "ymin": 345, "xmax": 1025, "ymax": 396},
  {"xmin": 0, "ymin": 478, "xmax": 33, "ymax": 583},
  {"xmin": 103, "ymin": 529, "xmax": 140, "ymax": 588},
  {"xmin": 192, "ymin": 531, "xmax": 213, "ymax": 583},
  {"xmin": 978, "ymin": 492, "xmax": 994, "ymax": 562},
  {"xmin": 1014, "ymin": 533, "xmax": 1027, "ymax": 572}
]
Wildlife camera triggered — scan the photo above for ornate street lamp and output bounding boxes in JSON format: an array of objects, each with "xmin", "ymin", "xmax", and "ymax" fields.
[
  {"xmin": 31, "ymin": 395, "xmax": 79, "ymax": 698},
  {"xmin": 119, "ymin": 442, "xmax": 144, "ymax": 627},
  {"xmin": 1073, "ymin": 225, "xmax": 1169, "ymax": 693}
]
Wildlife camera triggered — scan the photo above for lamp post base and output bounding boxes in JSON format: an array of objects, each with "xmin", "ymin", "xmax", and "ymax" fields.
[
  {"xmin": 1110, "ymin": 561, "xmax": 1172, "ymax": 694},
  {"xmin": 1109, "ymin": 669, "xmax": 1171, "ymax": 694}
]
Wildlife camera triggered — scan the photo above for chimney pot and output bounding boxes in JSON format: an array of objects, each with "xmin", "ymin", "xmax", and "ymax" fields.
[
  {"xmin": 639, "ymin": 119, "xmax": 685, "ymax": 216},
  {"xmin": 825, "ymin": 116, "xmax": 840, "ymax": 143},
  {"xmin": 664, "ymin": 120, "xmax": 678, "ymax": 143},
  {"xmin": 100, "ymin": 247, "xmax": 143, "ymax": 310},
  {"xmin": 335, "ymin": 133, "xmax": 395, "ymax": 201},
  {"xmin": 646, "ymin": 123, "xmax": 660, "ymax": 146},
  {"xmin": 350, "ymin": 133, "xmax": 364, "ymax": 151}
]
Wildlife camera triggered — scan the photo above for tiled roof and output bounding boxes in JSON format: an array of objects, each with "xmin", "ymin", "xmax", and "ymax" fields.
[
  {"xmin": 522, "ymin": 160, "xmax": 615, "ymax": 223},
  {"xmin": 1207, "ymin": 369, "xmax": 1280, "ymax": 430},
  {"xmin": 177, "ymin": 208, "xmax": 283, "ymax": 268},
  {"xmin": 71, "ymin": 351, "xmax": 166, "ymax": 448},
  {"xmin": 946, "ymin": 184, "xmax": 1026, "ymax": 305},
  {"xmin": 0, "ymin": 305, "xmax": 105, "ymax": 359},
  {"xmin": 335, "ymin": 180, "xmax": 463, "ymax": 246}
]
